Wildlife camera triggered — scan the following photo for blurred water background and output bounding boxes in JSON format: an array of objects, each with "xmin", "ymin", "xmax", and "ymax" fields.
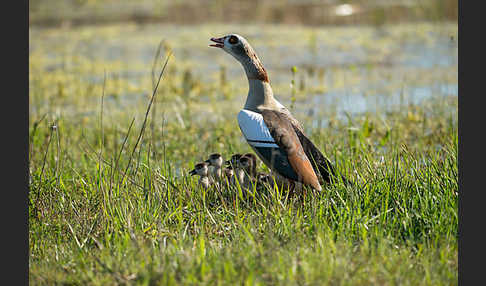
[{"xmin": 29, "ymin": 0, "xmax": 457, "ymax": 129}]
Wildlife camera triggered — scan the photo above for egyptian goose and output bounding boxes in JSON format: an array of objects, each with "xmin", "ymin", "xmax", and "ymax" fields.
[
  {"xmin": 223, "ymin": 164, "xmax": 234, "ymax": 182},
  {"xmin": 205, "ymin": 153, "xmax": 225, "ymax": 179},
  {"xmin": 239, "ymin": 153, "xmax": 270, "ymax": 182},
  {"xmin": 210, "ymin": 34, "xmax": 344, "ymax": 191},
  {"xmin": 223, "ymin": 153, "xmax": 243, "ymax": 186},
  {"xmin": 189, "ymin": 162, "xmax": 212, "ymax": 189},
  {"xmin": 225, "ymin": 153, "xmax": 243, "ymax": 167},
  {"xmin": 238, "ymin": 153, "xmax": 274, "ymax": 190},
  {"xmin": 236, "ymin": 155, "xmax": 256, "ymax": 190}
]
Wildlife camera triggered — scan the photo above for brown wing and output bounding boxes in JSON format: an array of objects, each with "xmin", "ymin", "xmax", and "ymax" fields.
[
  {"xmin": 292, "ymin": 126, "xmax": 338, "ymax": 184},
  {"xmin": 279, "ymin": 107, "xmax": 347, "ymax": 185},
  {"xmin": 261, "ymin": 109, "xmax": 322, "ymax": 191}
]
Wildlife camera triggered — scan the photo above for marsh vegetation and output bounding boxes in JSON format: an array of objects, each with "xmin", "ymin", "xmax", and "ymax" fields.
[{"xmin": 29, "ymin": 11, "xmax": 457, "ymax": 285}]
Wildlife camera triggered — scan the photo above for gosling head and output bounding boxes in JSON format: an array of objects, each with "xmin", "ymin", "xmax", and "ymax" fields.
[
  {"xmin": 205, "ymin": 153, "xmax": 224, "ymax": 168},
  {"xmin": 189, "ymin": 162, "xmax": 209, "ymax": 177},
  {"xmin": 242, "ymin": 153, "xmax": 257, "ymax": 164},
  {"xmin": 237, "ymin": 156, "xmax": 253, "ymax": 171},
  {"xmin": 225, "ymin": 153, "xmax": 243, "ymax": 167}
]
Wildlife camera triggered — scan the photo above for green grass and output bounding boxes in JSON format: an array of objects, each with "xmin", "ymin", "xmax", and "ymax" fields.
[{"xmin": 29, "ymin": 23, "xmax": 457, "ymax": 285}]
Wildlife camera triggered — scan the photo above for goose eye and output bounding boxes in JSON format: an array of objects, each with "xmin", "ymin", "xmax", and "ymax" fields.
[{"xmin": 228, "ymin": 36, "xmax": 238, "ymax": 45}]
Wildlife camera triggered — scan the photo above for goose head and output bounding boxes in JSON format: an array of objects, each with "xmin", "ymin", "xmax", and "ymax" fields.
[
  {"xmin": 210, "ymin": 34, "xmax": 268, "ymax": 82},
  {"xmin": 210, "ymin": 34, "xmax": 248, "ymax": 59}
]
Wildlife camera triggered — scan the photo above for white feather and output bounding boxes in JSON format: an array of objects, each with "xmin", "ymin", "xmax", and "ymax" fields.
[{"xmin": 237, "ymin": 109, "xmax": 279, "ymax": 148}]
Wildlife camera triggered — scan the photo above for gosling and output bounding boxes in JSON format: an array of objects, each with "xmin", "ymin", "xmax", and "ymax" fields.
[
  {"xmin": 205, "ymin": 153, "xmax": 224, "ymax": 179},
  {"xmin": 189, "ymin": 162, "xmax": 212, "ymax": 189}
]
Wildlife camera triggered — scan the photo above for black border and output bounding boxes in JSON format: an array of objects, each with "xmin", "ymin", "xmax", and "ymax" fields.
[
  {"xmin": 458, "ymin": 0, "xmax": 478, "ymax": 285},
  {"xmin": 6, "ymin": 0, "xmax": 29, "ymax": 285}
]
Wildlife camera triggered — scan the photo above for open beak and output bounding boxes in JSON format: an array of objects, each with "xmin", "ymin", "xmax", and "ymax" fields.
[
  {"xmin": 209, "ymin": 37, "xmax": 225, "ymax": 48},
  {"xmin": 189, "ymin": 169, "xmax": 197, "ymax": 176}
]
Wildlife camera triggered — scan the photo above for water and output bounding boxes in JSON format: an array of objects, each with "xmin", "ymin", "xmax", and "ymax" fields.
[{"xmin": 29, "ymin": 22, "xmax": 458, "ymax": 121}]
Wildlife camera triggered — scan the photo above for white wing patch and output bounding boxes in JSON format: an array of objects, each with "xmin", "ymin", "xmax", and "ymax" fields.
[{"xmin": 237, "ymin": 109, "xmax": 279, "ymax": 148}]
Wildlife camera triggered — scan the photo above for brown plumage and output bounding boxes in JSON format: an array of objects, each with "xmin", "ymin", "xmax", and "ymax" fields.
[{"xmin": 261, "ymin": 109, "xmax": 322, "ymax": 191}]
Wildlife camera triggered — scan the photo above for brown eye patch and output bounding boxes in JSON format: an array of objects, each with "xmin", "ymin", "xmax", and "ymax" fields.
[
  {"xmin": 231, "ymin": 154, "xmax": 242, "ymax": 160},
  {"xmin": 228, "ymin": 36, "xmax": 238, "ymax": 44},
  {"xmin": 195, "ymin": 162, "xmax": 208, "ymax": 169},
  {"xmin": 210, "ymin": 153, "xmax": 221, "ymax": 159}
]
